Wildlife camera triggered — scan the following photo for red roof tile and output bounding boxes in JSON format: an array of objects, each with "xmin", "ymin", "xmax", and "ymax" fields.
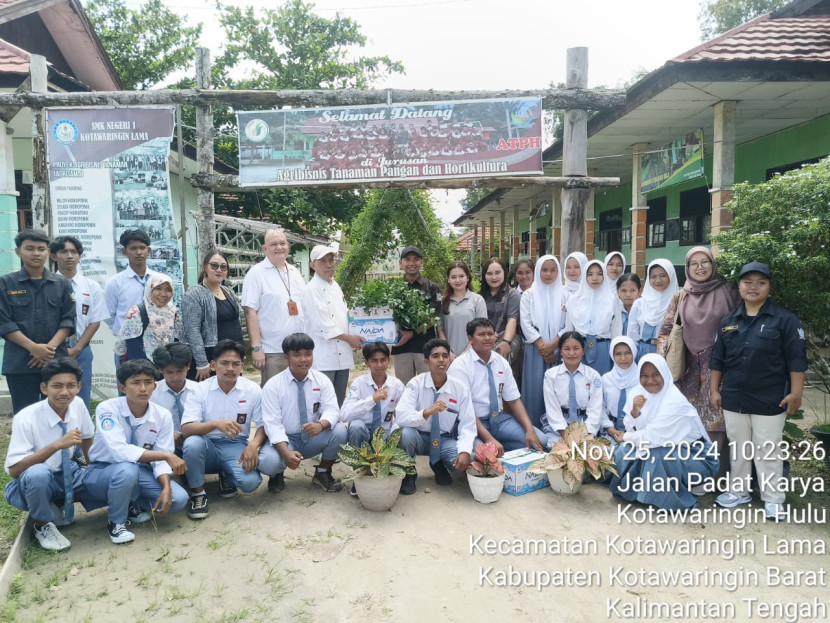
[
  {"xmin": 0, "ymin": 37, "xmax": 29, "ymax": 74},
  {"xmin": 674, "ymin": 14, "xmax": 830, "ymax": 63}
]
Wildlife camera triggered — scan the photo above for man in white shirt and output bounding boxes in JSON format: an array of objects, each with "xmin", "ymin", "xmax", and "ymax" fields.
[
  {"xmin": 83, "ymin": 359, "xmax": 188, "ymax": 544},
  {"xmin": 258, "ymin": 333, "xmax": 347, "ymax": 493},
  {"xmin": 242, "ymin": 228, "xmax": 306, "ymax": 387},
  {"xmin": 396, "ymin": 339, "xmax": 476, "ymax": 490},
  {"xmin": 180, "ymin": 340, "xmax": 266, "ymax": 520},
  {"xmin": 303, "ymin": 245, "xmax": 364, "ymax": 406},
  {"xmin": 4, "ymin": 359, "xmax": 93, "ymax": 551},
  {"xmin": 340, "ymin": 342, "xmax": 408, "ymax": 494},
  {"xmin": 150, "ymin": 342, "xmax": 198, "ymax": 453},
  {"xmin": 449, "ymin": 318, "xmax": 545, "ymax": 454},
  {"xmin": 50, "ymin": 236, "xmax": 108, "ymax": 410}
]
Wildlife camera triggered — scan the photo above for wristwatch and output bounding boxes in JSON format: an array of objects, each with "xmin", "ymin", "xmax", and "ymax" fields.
[{"xmin": 252, "ymin": 346, "xmax": 262, "ymax": 352}]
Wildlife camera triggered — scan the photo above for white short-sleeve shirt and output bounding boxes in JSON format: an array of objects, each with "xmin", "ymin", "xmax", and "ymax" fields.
[
  {"xmin": 340, "ymin": 373, "xmax": 405, "ymax": 431},
  {"xmin": 180, "ymin": 376, "xmax": 262, "ymax": 440},
  {"xmin": 241, "ymin": 259, "xmax": 306, "ymax": 353}
]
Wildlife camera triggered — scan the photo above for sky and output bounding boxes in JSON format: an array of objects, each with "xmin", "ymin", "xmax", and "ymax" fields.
[{"xmin": 134, "ymin": 0, "xmax": 708, "ymax": 226}]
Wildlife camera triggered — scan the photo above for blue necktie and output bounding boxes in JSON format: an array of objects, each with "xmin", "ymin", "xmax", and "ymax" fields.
[
  {"xmin": 371, "ymin": 389, "xmax": 383, "ymax": 432},
  {"xmin": 567, "ymin": 372, "xmax": 579, "ymax": 424},
  {"xmin": 617, "ymin": 388, "xmax": 627, "ymax": 423},
  {"xmin": 478, "ymin": 359, "xmax": 500, "ymax": 437},
  {"xmin": 58, "ymin": 420, "xmax": 74, "ymax": 523},
  {"xmin": 294, "ymin": 378, "xmax": 309, "ymax": 441},
  {"xmin": 130, "ymin": 422, "xmax": 139, "ymax": 446},
  {"xmin": 167, "ymin": 388, "xmax": 183, "ymax": 429},
  {"xmin": 429, "ymin": 388, "xmax": 441, "ymax": 464}
]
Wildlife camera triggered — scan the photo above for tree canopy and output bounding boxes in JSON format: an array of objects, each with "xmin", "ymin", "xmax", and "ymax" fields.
[
  {"xmin": 698, "ymin": 0, "xmax": 786, "ymax": 40},
  {"xmin": 84, "ymin": 0, "xmax": 202, "ymax": 90}
]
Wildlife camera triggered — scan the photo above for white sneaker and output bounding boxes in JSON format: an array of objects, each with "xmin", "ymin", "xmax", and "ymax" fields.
[
  {"xmin": 690, "ymin": 485, "xmax": 708, "ymax": 497},
  {"xmin": 765, "ymin": 502, "xmax": 787, "ymax": 521},
  {"xmin": 49, "ymin": 502, "xmax": 72, "ymax": 527},
  {"xmin": 107, "ymin": 522, "xmax": 136, "ymax": 544},
  {"xmin": 716, "ymin": 491, "xmax": 752, "ymax": 508},
  {"xmin": 34, "ymin": 522, "xmax": 71, "ymax": 551}
]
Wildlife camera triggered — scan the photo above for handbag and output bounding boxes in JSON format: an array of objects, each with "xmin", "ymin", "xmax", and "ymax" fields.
[{"xmin": 663, "ymin": 289, "xmax": 687, "ymax": 381}]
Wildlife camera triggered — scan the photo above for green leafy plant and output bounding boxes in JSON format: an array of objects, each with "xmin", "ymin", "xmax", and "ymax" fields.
[
  {"xmin": 528, "ymin": 421, "xmax": 618, "ymax": 490},
  {"xmin": 337, "ymin": 427, "xmax": 416, "ymax": 482},
  {"xmin": 351, "ymin": 278, "xmax": 440, "ymax": 331}
]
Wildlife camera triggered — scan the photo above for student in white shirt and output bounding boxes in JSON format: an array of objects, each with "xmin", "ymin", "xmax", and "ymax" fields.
[
  {"xmin": 50, "ymin": 236, "xmax": 108, "ymax": 410},
  {"xmin": 151, "ymin": 343, "xmax": 198, "ymax": 455},
  {"xmin": 4, "ymin": 359, "xmax": 93, "ymax": 551},
  {"xmin": 302, "ymin": 245, "xmax": 364, "ymax": 406},
  {"xmin": 564, "ymin": 260, "xmax": 616, "ymax": 375},
  {"xmin": 541, "ymin": 332, "xmax": 604, "ymax": 449},
  {"xmin": 180, "ymin": 340, "xmax": 266, "ymax": 520},
  {"xmin": 396, "ymin": 339, "xmax": 477, "ymax": 490},
  {"xmin": 258, "ymin": 333, "xmax": 348, "ymax": 493},
  {"xmin": 83, "ymin": 359, "xmax": 188, "ymax": 544},
  {"xmin": 340, "ymin": 342, "xmax": 407, "ymax": 494},
  {"xmin": 449, "ymin": 319, "xmax": 544, "ymax": 454},
  {"xmin": 241, "ymin": 229, "xmax": 306, "ymax": 386}
]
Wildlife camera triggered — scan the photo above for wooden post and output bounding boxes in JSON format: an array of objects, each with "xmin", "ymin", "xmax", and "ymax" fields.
[
  {"xmin": 552, "ymin": 187, "xmax": 562, "ymax": 258},
  {"xmin": 30, "ymin": 54, "xmax": 48, "ymax": 233},
  {"xmin": 630, "ymin": 142, "xmax": 649, "ymax": 278},
  {"xmin": 559, "ymin": 47, "xmax": 590, "ymax": 265},
  {"xmin": 710, "ymin": 101, "xmax": 736, "ymax": 251},
  {"xmin": 512, "ymin": 204, "xmax": 520, "ymax": 262},
  {"xmin": 470, "ymin": 224, "xmax": 477, "ymax": 273},
  {"xmin": 529, "ymin": 196, "xmax": 538, "ymax": 263},
  {"xmin": 488, "ymin": 215, "xmax": 495, "ymax": 259},
  {"xmin": 176, "ymin": 106, "xmax": 189, "ymax": 288},
  {"xmin": 195, "ymin": 48, "xmax": 215, "ymax": 256},
  {"xmin": 585, "ymin": 167, "xmax": 596, "ymax": 259},
  {"xmin": 499, "ymin": 208, "xmax": 506, "ymax": 259}
]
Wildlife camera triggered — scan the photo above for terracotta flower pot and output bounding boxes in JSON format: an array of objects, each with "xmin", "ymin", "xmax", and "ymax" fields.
[
  {"xmin": 466, "ymin": 470, "xmax": 505, "ymax": 504},
  {"xmin": 547, "ymin": 468, "xmax": 581, "ymax": 495},
  {"xmin": 353, "ymin": 475, "xmax": 403, "ymax": 511}
]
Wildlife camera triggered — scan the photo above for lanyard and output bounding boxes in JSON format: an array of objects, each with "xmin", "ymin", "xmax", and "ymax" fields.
[{"xmin": 275, "ymin": 266, "xmax": 292, "ymax": 299}]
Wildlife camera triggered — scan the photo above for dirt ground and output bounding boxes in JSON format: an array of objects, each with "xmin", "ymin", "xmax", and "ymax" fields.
[{"xmin": 2, "ymin": 385, "xmax": 829, "ymax": 623}]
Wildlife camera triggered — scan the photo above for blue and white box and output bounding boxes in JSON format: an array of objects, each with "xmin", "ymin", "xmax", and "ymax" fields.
[
  {"xmin": 348, "ymin": 307, "xmax": 399, "ymax": 345},
  {"xmin": 500, "ymin": 448, "xmax": 549, "ymax": 496}
]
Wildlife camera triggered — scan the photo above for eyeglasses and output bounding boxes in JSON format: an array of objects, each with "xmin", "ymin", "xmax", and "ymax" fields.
[
  {"xmin": 689, "ymin": 260, "xmax": 712, "ymax": 269},
  {"xmin": 209, "ymin": 262, "xmax": 229, "ymax": 271}
]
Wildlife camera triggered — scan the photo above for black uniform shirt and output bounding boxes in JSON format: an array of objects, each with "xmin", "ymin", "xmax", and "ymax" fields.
[
  {"xmin": 710, "ymin": 299, "xmax": 807, "ymax": 415},
  {"xmin": 0, "ymin": 269, "xmax": 75, "ymax": 375}
]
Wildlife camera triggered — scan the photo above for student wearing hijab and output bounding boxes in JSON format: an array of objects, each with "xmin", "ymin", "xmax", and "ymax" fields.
[
  {"xmin": 658, "ymin": 247, "xmax": 739, "ymax": 460},
  {"xmin": 609, "ymin": 354, "xmax": 719, "ymax": 510},
  {"xmin": 603, "ymin": 252, "xmax": 626, "ymax": 296},
  {"xmin": 628, "ymin": 259, "xmax": 677, "ymax": 361},
  {"xmin": 117, "ymin": 274, "xmax": 183, "ymax": 362},
  {"xmin": 519, "ymin": 255, "xmax": 564, "ymax": 427},
  {"xmin": 563, "ymin": 259, "xmax": 615, "ymax": 375},
  {"xmin": 601, "ymin": 336, "xmax": 639, "ymax": 442},
  {"xmin": 562, "ymin": 251, "xmax": 588, "ymax": 309}
]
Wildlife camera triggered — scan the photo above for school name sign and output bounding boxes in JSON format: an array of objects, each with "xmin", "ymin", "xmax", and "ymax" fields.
[{"xmin": 237, "ymin": 98, "xmax": 543, "ymax": 187}]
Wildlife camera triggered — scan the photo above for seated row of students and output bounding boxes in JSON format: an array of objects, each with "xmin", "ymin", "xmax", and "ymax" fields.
[{"xmin": 4, "ymin": 324, "xmax": 716, "ymax": 553}]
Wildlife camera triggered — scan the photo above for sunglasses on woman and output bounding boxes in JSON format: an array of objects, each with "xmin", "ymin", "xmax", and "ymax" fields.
[{"xmin": 209, "ymin": 262, "xmax": 229, "ymax": 271}]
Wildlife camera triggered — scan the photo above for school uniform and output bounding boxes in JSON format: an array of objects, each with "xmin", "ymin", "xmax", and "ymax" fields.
[
  {"xmin": 340, "ymin": 373, "xmax": 405, "ymax": 447},
  {"xmin": 104, "ymin": 266, "xmax": 156, "ymax": 337},
  {"xmin": 83, "ymin": 398, "xmax": 188, "ymax": 525},
  {"xmin": 4, "ymin": 398, "xmax": 93, "ymax": 524},
  {"xmin": 180, "ymin": 376, "xmax": 263, "ymax": 493},
  {"xmin": 150, "ymin": 379, "xmax": 198, "ymax": 435},
  {"xmin": 0, "ymin": 268, "xmax": 75, "ymax": 412},
  {"xmin": 563, "ymin": 260, "xmax": 616, "ymax": 375},
  {"xmin": 541, "ymin": 363, "xmax": 604, "ymax": 447},
  {"xmin": 64, "ymin": 270, "xmax": 108, "ymax": 409},
  {"xmin": 448, "ymin": 349, "xmax": 544, "ymax": 452},
  {"xmin": 396, "ymin": 373, "xmax": 477, "ymax": 475},
  {"xmin": 628, "ymin": 260, "xmax": 677, "ymax": 362},
  {"xmin": 257, "ymin": 369, "xmax": 348, "ymax": 476},
  {"xmin": 600, "ymin": 337, "xmax": 640, "ymax": 435}
]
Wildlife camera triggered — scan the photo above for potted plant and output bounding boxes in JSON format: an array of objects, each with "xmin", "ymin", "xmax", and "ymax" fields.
[
  {"xmin": 466, "ymin": 443, "xmax": 505, "ymax": 504},
  {"xmin": 528, "ymin": 421, "xmax": 618, "ymax": 494},
  {"xmin": 338, "ymin": 427, "xmax": 416, "ymax": 512},
  {"xmin": 351, "ymin": 278, "xmax": 440, "ymax": 337}
]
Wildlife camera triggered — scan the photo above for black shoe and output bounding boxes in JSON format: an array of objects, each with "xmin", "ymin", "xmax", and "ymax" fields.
[
  {"xmin": 127, "ymin": 504, "xmax": 151, "ymax": 524},
  {"xmin": 311, "ymin": 468, "xmax": 342, "ymax": 492},
  {"xmin": 349, "ymin": 482, "xmax": 358, "ymax": 497},
  {"xmin": 187, "ymin": 493, "xmax": 209, "ymax": 520},
  {"xmin": 430, "ymin": 461, "xmax": 453, "ymax": 486},
  {"xmin": 267, "ymin": 474, "xmax": 285, "ymax": 493},
  {"xmin": 400, "ymin": 474, "xmax": 417, "ymax": 495},
  {"xmin": 217, "ymin": 471, "xmax": 237, "ymax": 499}
]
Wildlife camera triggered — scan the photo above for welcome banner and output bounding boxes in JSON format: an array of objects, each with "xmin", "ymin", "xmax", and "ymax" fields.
[
  {"xmin": 46, "ymin": 106, "xmax": 179, "ymax": 396},
  {"xmin": 237, "ymin": 98, "xmax": 543, "ymax": 186}
]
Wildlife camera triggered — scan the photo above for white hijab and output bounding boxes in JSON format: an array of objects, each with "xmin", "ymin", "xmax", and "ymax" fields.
[
  {"xmin": 604, "ymin": 251, "xmax": 627, "ymax": 295},
  {"xmin": 623, "ymin": 354, "xmax": 710, "ymax": 446},
  {"xmin": 640, "ymin": 258, "xmax": 678, "ymax": 326},
  {"xmin": 529, "ymin": 255, "xmax": 563, "ymax": 342},
  {"xmin": 566, "ymin": 259, "xmax": 615, "ymax": 335},
  {"xmin": 605, "ymin": 336, "xmax": 639, "ymax": 391},
  {"xmin": 563, "ymin": 251, "xmax": 588, "ymax": 294}
]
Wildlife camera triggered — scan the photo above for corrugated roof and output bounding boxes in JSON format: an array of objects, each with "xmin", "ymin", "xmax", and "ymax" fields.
[
  {"xmin": 674, "ymin": 15, "xmax": 830, "ymax": 63},
  {"xmin": 0, "ymin": 36, "xmax": 28, "ymax": 73}
]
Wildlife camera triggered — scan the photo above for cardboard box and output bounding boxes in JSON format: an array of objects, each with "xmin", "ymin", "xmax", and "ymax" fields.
[
  {"xmin": 348, "ymin": 307, "xmax": 399, "ymax": 345},
  {"xmin": 500, "ymin": 448, "xmax": 549, "ymax": 496}
]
